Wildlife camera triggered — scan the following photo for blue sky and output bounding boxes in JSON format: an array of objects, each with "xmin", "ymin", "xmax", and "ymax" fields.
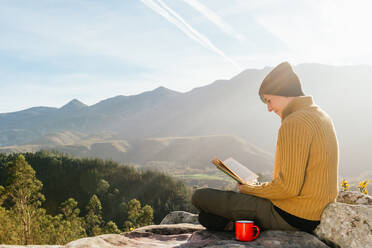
[{"xmin": 1, "ymin": 0, "xmax": 372, "ymax": 113}]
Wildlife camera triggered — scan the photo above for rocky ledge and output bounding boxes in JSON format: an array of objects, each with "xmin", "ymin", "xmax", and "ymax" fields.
[
  {"xmin": 0, "ymin": 191, "xmax": 371, "ymax": 248},
  {"xmin": 1, "ymin": 223, "xmax": 326, "ymax": 248}
]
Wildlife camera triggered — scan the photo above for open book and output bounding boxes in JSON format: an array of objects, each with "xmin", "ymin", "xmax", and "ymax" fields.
[{"xmin": 211, "ymin": 157, "xmax": 258, "ymax": 184}]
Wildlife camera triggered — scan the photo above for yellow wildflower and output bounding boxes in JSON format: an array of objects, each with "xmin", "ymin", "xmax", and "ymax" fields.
[
  {"xmin": 340, "ymin": 179, "xmax": 349, "ymax": 191},
  {"xmin": 358, "ymin": 179, "xmax": 370, "ymax": 194},
  {"xmin": 360, "ymin": 181, "xmax": 366, "ymax": 188},
  {"xmin": 130, "ymin": 227, "xmax": 134, "ymax": 231}
]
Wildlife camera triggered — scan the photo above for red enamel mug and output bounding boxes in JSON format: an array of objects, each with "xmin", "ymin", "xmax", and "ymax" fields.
[{"xmin": 235, "ymin": 220, "xmax": 260, "ymax": 242}]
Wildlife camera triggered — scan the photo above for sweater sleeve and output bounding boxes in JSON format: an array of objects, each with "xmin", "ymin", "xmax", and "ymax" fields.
[{"xmin": 240, "ymin": 117, "xmax": 313, "ymax": 200}]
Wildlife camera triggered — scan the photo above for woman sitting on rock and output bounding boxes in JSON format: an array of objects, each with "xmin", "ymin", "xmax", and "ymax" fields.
[{"xmin": 192, "ymin": 62, "xmax": 339, "ymax": 233}]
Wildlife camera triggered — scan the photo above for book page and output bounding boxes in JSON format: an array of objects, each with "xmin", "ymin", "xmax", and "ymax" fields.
[
  {"xmin": 222, "ymin": 157, "xmax": 258, "ymax": 184},
  {"xmin": 211, "ymin": 158, "xmax": 242, "ymax": 184}
]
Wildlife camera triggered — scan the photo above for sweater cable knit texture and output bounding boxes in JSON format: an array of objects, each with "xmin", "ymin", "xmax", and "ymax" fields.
[{"xmin": 240, "ymin": 96, "xmax": 339, "ymax": 221}]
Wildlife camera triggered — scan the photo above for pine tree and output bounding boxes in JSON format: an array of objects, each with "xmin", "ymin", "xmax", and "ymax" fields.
[
  {"xmin": 4, "ymin": 155, "xmax": 45, "ymax": 245},
  {"xmin": 0, "ymin": 206, "xmax": 18, "ymax": 244},
  {"xmin": 103, "ymin": 221, "xmax": 121, "ymax": 234},
  {"xmin": 139, "ymin": 205, "xmax": 154, "ymax": 227},
  {"xmin": 85, "ymin": 194, "xmax": 103, "ymax": 236},
  {"xmin": 59, "ymin": 198, "xmax": 86, "ymax": 242},
  {"xmin": 127, "ymin": 198, "xmax": 141, "ymax": 226},
  {"xmin": 124, "ymin": 199, "xmax": 154, "ymax": 231}
]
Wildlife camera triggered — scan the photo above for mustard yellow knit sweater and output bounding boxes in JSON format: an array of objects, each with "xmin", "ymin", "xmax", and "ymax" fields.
[{"xmin": 240, "ymin": 96, "xmax": 339, "ymax": 221}]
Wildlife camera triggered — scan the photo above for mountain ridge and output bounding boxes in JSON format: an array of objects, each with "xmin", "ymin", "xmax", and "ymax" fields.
[{"xmin": 1, "ymin": 63, "xmax": 371, "ymax": 176}]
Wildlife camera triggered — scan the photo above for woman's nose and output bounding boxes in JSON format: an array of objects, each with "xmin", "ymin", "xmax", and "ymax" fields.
[{"xmin": 267, "ymin": 104, "xmax": 272, "ymax": 112}]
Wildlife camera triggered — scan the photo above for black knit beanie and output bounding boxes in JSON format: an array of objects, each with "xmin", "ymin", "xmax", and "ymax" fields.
[{"xmin": 259, "ymin": 62, "xmax": 305, "ymax": 103}]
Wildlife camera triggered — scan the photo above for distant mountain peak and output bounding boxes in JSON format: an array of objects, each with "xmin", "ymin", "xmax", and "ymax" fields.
[
  {"xmin": 153, "ymin": 86, "xmax": 168, "ymax": 91},
  {"xmin": 60, "ymin": 99, "xmax": 87, "ymax": 111},
  {"xmin": 149, "ymin": 86, "xmax": 181, "ymax": 95}
]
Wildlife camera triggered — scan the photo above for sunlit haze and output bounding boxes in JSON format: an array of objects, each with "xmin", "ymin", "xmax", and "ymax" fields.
[{"xmin": 1, "ymin": 0, "xmax": 372, "ymax": 113}]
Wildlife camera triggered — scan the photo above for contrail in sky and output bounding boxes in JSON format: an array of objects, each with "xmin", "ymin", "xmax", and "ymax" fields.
[
  {"xmin": 140, "ymin": 0, "xmax": 206, "ymax": 48},
  {"xmin": 182, "ymin": 0, "xmax": 245, "ymax": 41},
  {"xmin": 141, "ymin": 0, "xmax": 241, "ymax": 70}
]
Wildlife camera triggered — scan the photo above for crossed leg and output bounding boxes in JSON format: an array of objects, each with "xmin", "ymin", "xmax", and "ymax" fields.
[{"xmin": 192, "ymin": 188, "xmax": 298, "ymax": 231}]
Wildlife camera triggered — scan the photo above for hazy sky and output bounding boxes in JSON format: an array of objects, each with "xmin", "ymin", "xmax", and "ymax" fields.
[{"xmin": 1, "ymin": 0, "xmax": 372, "ymax": 113}]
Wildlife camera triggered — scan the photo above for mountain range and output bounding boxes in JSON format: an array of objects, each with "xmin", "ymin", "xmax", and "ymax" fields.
[{"xmin": 1, "ymin": 63, "xmax": 372, "ymax": 177}]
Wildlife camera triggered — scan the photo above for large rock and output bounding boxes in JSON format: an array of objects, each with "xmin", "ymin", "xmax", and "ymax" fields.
[
  {"xmin": 314, "ymin": 202, "xmax": 372, "ymax": 248},
  {"xmin": 160, "ymin": 211, "xmax": 199, "ymax": 225},
  {"xmin": 337, "ymin": 190, "xmax": 372, "ymax": 205},
  {"xmin": 313, "ymin": 190, "xmax": 372, "ymax": 248}
]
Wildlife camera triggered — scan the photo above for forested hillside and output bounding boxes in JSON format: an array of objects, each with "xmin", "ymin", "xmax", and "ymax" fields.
[
  {"xmin": 0, "ymin": 151, "xmax": 194, "ymax": 229},
  {"xmin": 0, "ymin": 134, "xmax": 273, "ymax": 189}
]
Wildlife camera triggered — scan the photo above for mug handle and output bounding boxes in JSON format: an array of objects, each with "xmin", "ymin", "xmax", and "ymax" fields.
[{"xmin": 253, "ymin": 225, "xmax": 260, "ymax": 240}]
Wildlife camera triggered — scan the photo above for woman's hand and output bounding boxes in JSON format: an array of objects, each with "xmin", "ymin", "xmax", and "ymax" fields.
[{"xmin": 237, "ymin": 183, "xmax": 243, "ymax": 192}]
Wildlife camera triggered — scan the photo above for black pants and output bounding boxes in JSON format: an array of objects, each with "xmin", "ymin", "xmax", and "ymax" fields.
[{"xmin": 192, "ymin": 188, "xmax": 298, "ymax": 231}]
